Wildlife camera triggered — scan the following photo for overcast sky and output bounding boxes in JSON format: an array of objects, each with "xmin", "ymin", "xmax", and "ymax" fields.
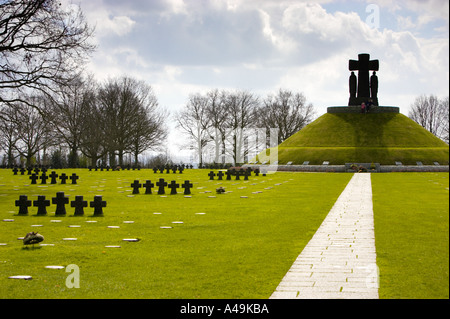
[{"xmin": 69, "ymin": 0, "xmax": 449, "ymax": 161}]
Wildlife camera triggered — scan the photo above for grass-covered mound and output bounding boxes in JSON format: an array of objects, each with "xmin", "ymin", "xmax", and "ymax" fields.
[{"xmin": 256, "ymin": 113, "xmax": 449, "ymax": 165}]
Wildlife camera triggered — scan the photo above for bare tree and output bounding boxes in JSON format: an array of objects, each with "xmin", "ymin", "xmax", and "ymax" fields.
[
  {"xmin": 409, "ymin": 94, "xmax": 449, "ymax": 143},
  {"xmin": 174, "ymin": 93, "xmax": 211, "ymax": 166},
  {"xmin": 7, "ymin": 96, "xmax": 53, "ymax": 166},
  {"xmin": 128, "ymin": 88, "xmax": 168, "ymax": 165},
  {"xmin": 440, "ymin": 97, "xmax": 449, "ymax": 144},
  {"xmin": 205, "ymin": 89, "xmax": 229, "ymax": 164},
  {"xmin": 222, "ymin": 90, "xmax": 259, "ymax": 165},
  {"xmin": 97, "ymin": 76, "xmax": 166, "ymax": 167},
  {"xmin": 43, "ymin": 74, "xmax": 97, "ymax": 167},
  {"xmin": 0, "ymin": 0, "xmax": 95, "ymax": 107},
  {"xmin": 0, "ymin": 104, "xmax": 19, "ymax": 165},
  {"xmin": 79, "ymin": 95, "xmax": 106, "ymax": 167},
  {"xmin": 258, "ymin": 89, "xmax": 315, "ymax": 145}
]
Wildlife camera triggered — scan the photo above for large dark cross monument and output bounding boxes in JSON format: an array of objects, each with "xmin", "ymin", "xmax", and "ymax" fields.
[
  {"xmin": 327, "ymin": 53, "xmax": 399, "ymax": 114},
  {"xmin": 348, "ymin": 53, "xmax": 379, "ymax": 106}
]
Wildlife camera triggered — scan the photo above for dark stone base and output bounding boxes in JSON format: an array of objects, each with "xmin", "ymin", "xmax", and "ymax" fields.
[
  {"xmin": 327, "ymin": 106, "xmax": 399, "ymax": 113},
  {"xmin": 245, "ymin": 164, "xmax": 449, "ymax": 173}
]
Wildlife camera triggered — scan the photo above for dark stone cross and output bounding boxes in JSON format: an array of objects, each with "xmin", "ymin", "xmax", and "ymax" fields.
[
  {"xmin": 12, "ymin": 167, "xmax": 18, "ymax": 175},
  {"xmin": 152, "ymin": 167, "xmax": 158, "ymax": 173},
  {"xmin": 156, "ymin": 178, "xmax": 167, "ymax": 195},
  {"xmin": 20, "ymin": 167, "xmax": 26, "ymax": 175},
  {"xmin": 59, "ymin": 173, "xmax": 68, "ymax": 184},
  {"xmin": 225, "ymin": 171, "xmax": 232, "ymax": 180},
  {"xmin": 208, "ymin": 171, "xmax": 215, "ymax": 180},
  {"xmin": 244, "ymin": 170, "xmax": 250, "ymax": 180},
  {"xmin": 40, "ymin": 173, "xmax": 48, "ymax": 184},
  {"xmin": 52, "ymin": 192, "xmax": 69, "ymax": 216},
  {"xmin": 131, "ymin": 180, "xmax": 142, "ymax": 194},
  {"xmin": 29, "ymin": 174, "xmax": 38, "ymax": 184},
  {"xmin": 27, "ymin": 167, "xmax": 33, "ymax": 175},
  {"xmin": 33, "ymin": 195, "xmax": 50, "ymax": 216},
  {"xmin": 168, "ymin": 180, "xmax": 180, "ymax": 195},
  {"xmin": 348, "ymin": 53, "xmax": 379, "ymax": 106},
  {"xmin": 235, "ymin": 170, "xmax": 241, "ymax": 180},
  {"xmin": 70, "ymin": 173, "xmax": 79, "ymax": 185},
  {"xmin": 49, "ymin": 171, "xmax": 58, "ymax": 184},
  {"xmin": 90, "ymin": 195, "xmax": 106, "ymax": 216},
  {"xmin": 71, "ymin": 195, "xmax": 87, "ymax": 216},
  {"xmin": 181, "ymin": 180, "xmax": 193, "ymax": 195},
  {"xmin": 15, "ymin": 195, "xmax": 32, "ymax": 215},
  {"xmin": 178, "ymin": 167, "xmax": 184, "ymax": 174},
  {"xmin": 143, "ymin": 180, "xmax": 154, "ymax": 194},
  {"xmin": 217, "ymin": 171, "xmax": 224, "ymax": 180}
]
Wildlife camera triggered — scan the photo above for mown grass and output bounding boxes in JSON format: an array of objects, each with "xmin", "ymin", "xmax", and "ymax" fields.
[
  {"xmin": 372, "ymin": 172, "xmax": 449, "ymax": 299},
  {"xmin": 0, "ymin": 168, "xmax": 351, "ymax": 299},
  {"xmin": 1, "ymin": 169, "xmax": 448, "ymax": 299}
]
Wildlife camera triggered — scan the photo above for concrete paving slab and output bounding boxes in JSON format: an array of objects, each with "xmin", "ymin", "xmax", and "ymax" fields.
[{"xmin": 270, "ymin": 173, "xmax": 379, "ymax": 299}]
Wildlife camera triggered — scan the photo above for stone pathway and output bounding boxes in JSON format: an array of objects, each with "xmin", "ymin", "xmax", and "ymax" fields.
[{"xmin": 270, "ymin": 173, "xmax": 379, "ymax": 299}]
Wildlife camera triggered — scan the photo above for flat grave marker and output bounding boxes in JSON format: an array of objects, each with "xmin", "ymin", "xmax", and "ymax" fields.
[
  {"xmin": 123, "ymin": 238, "xmax": 140, "ymax": 242},
  {"xmin": 45, "ymin": 266, "xmax": 65, "ymax": 269},
  {"xmin": 9, "ymin": 275, "xmax": 32, "ymax": 280}
]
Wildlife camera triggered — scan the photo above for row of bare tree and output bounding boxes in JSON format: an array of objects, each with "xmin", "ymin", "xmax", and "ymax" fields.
[
  {"xmin": 0, "ymin": 75, "xmax": 168, "ymax": 167},
  {"xmin": 174, "ymin": 89, "xmax": 316, "ymax": 165}
]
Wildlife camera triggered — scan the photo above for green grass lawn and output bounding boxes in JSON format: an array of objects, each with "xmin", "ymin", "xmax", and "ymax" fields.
[
  {"xmin": 0, "ymin": 168, "xmax": 351, "ymax": 298},
  {"xmin": 372, "ymin": 173, "xmax": 449, "ymax": 299},
  {"xmin": 1, "ymin": 169, "xmax": 448, "ymax": 299}
]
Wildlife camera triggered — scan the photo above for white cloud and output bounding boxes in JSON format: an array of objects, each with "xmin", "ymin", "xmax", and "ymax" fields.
[
  {"xmin": 78, "ymin": 0, "xmax": 448, "ymax": 120},
  {"xmin": 397, "ymin": 16, "xmax": 416, "ymax": 30}
]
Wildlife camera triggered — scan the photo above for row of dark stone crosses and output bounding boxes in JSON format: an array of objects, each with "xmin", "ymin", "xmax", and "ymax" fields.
[
  {"xmin": 130, "ymin": 179, "xmax": 193, "ymax": 195},
  {"xmin": 129, "ymin": 167, "xmax": 264, "ymax": 195},
  {"xmin": 12, "ymin": 167, "xmax": 79, "ymax": 185},
  {"xmin": 15, "ymin": 192, "xmax": 106, "ymax": 217},
  {"xmin": 11, "ymin": 167, "xmax": 100, "ymax": 217}
]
